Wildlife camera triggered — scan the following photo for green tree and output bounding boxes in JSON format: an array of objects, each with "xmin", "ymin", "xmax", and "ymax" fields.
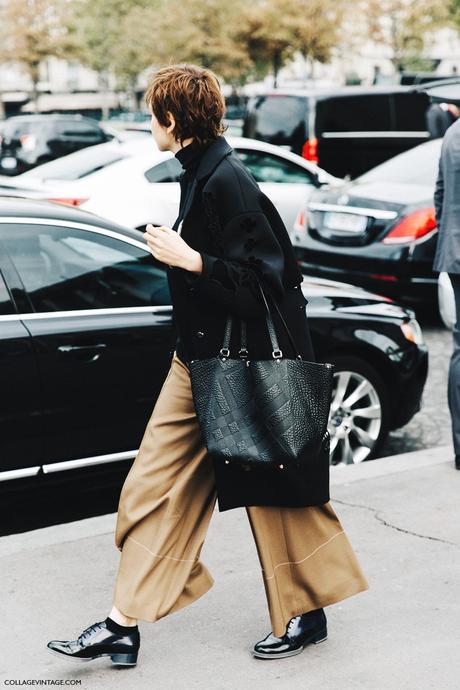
[
  {"xmin": 236, "ymin": 0, "xmax": 298, "ymax": 87},
  {"xmin": 134, "ymin": 0, "xmax": 252, "ymax": 86},
  {"xmin": 291, "ymin": 0, "xmax": 346, "ymax": 79},
  {"xmin": 0, "ymin": 0, "xmax": 77, "ymax": 111},
  {"xmin": 365, "ymin": 0, "xmax": 451, "ymax": 72},
  {"xmin": 68, "ymin": 0, "xmax": 156, "ymax": 112}
]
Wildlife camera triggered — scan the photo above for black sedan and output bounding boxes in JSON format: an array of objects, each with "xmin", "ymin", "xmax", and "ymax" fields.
[
  {"xmin": 292, "ymin": 138, "xmax": 442, "ymax": 306},
  {"xmin": 0, "ymin": 198, "xmax": 427, "ymax": 486},
  {"xmin": 0, "ymin": 114, "xmax": 113, "ymax": 176}
]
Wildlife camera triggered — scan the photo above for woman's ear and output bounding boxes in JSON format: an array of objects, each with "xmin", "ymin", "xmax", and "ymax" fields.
[{"xmin": 165, "ymin": 111, "xmax": 176, "ymax": 135}]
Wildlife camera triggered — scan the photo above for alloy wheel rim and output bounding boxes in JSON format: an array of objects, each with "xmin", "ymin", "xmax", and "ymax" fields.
[{"xmin": 328, "ymin": 369, "xmax": 382, "ymax": 465}]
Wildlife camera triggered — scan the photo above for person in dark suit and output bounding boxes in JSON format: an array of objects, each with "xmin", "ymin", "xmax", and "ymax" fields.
[
  {"xmin": 433, "ymin": 115, "xmax": 460, "ymax": 470},
  {"xmin": 46, "ymin": 63, "xmax": 368, "ymax": 667},
  {"xmin": 426, "ymin": 102, "xmax": 459, "ymax": 139}
]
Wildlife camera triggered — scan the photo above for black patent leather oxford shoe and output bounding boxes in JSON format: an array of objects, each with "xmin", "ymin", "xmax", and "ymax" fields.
[
  {"xmin": 253, "ymin": 608, "xmax": 327, "ymax": 659},
  {"xmin": 47, "ymin": 620, "xmax": 140, "ymax": 666}
]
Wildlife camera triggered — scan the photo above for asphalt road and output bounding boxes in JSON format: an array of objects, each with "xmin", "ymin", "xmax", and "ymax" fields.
[{"xmin": 379, "ymin": 306, "xmax": 452, "ymax": 458}]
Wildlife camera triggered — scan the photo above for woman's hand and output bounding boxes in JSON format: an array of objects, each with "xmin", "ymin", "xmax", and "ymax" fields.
[{"xmin": 144, "ymin": 224, "xmax": 203, "ymax": 274}]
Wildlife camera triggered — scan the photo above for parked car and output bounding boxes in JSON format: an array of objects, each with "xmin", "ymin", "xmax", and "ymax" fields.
[
  {"xmin": 0, "ymin": 136, "xmax": 340, "ymax": 238},
  {"xmin": 0, "ymin": 114, "xmax": 114, "ymax": 176},
  {"xmin": 0, "ymin": 198, "xmax": 427, "ymax": 485},
  {"xmin": 293, "ymin": 138, "xmax": 442, "ymax": 306},
  {"xmin": 242, "ymin": 85, "xmax": 430, "ymax": 178}
]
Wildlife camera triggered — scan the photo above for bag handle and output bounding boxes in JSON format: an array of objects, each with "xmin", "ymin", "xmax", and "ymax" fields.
[{"xmin": 219, "ymin": 280, "xmax": 302, "ymax": 360}]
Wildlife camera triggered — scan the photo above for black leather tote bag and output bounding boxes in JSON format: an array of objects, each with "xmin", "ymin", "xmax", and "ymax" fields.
[{"xmin": 189, "ymin": 281, "xmax": 334, "ymax": 472}]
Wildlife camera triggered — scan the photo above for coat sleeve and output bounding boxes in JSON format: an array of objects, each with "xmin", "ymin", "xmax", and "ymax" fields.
[
  {"xmin": 182, "ymin": 172, "xmax": 286, "ymax": 318},
  {"xmin": 434, "ymin": 149, "xmax": 444, "ymax": 232}
]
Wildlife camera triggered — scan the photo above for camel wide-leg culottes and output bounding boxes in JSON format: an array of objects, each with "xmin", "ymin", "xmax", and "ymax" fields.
[{"xmin": 113, "ymin": 351, "xmax": 369, "ymax": 637}]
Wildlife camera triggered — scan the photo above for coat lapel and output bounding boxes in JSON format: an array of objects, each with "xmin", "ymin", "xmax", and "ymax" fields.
[{"xmin": 175, "ymin": 136, "xmax": 233, "ymax": 232}]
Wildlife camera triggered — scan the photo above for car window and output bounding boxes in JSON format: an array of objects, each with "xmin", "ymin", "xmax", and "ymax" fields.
[
  {"xmin": 390, "ymin": 92, "xmax": 429, "ymax": 131},
  {"xmin": 0, "ymin": 271, "xmax": 14, "ymax": 315},
  {"xmin": 2, "ymin": 224, "xmax": 171, "ymax": 312},
  {"xmin": 2, "ymin": 119, "xmax": 48, "ymax": 138},
  {"xmin": 355, "ymin": 139, "xmax": 441, "ymax": 186},
  {"xmin": 246, "ymin": 95, "xmax": 308, "ymax": 138},
  {"xmin": 316, "ymin": 94, "xmax": 392, "ymax": 133},
  {"xmin": 22, "ymin": 146, "xmax": 128, "ymax": 180},
  {"xmin": 236, "ymin": 149, "xmax": 314, "ymax": 184},
  {"xmin": 144, "ymin": 158, "xmax": 182, "ymax": 183}
]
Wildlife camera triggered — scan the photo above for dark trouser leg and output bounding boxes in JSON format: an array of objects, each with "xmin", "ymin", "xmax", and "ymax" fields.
[{"xmin": 447, "ymin": 273, "xmax": 460, "ymax": 455}]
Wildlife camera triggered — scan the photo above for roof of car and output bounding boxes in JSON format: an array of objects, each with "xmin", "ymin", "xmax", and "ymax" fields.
[
  {"xmin": 248, "ymin": 84, "xmax": 424, "ymax": 99},
  {"xmin": 4, "ymin": 114, "xmax": 100, "ymax": 122},
  {"xmin": 0, "ymin": 196, "xmax": 141, "ymax": 241}
]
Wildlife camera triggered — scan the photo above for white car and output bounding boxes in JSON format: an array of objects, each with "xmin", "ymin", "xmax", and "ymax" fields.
[{"xmin": 0, "ymin": 135, "xmax": 339, "ymax": 236}]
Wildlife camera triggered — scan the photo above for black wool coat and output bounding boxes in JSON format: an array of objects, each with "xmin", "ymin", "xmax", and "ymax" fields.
[{"xmin": 167, "ymin": 135, "xmax": 329, "ymax": 512}]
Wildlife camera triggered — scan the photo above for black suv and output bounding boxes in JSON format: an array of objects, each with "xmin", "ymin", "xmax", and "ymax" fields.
[
  {"xmin": 242, "ymin": 85, "xmax": 430, "ymax": 179},
  {"xmin": 0, "ymin": 114, "xmax": 113, "ymax": 175}
]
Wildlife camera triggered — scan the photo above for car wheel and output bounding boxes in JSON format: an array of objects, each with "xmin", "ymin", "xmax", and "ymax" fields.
[{"xmin": 325, "ymin": 355, "xmax": 390, "ymax": 465}]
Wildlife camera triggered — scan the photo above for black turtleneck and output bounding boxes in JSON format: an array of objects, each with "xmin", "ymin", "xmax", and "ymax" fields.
[
  {"xmin": 174, "ymin": 139, "xmax": 213, "ymax": 221},
  {"xmin": 175, "ymin": 138, "xmax": 209, "ymax": 171},
  {"xmin": 172, "ymin": 138, "xmax": 212, "ymax": 364}
]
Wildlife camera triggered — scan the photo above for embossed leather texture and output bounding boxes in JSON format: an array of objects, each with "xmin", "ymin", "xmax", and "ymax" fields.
[
  {"xmin": 189, "ymin": 355, "xmax": 333, "ymax": 470},
  {"xmin": 189, "ymin": 279, "xmax": 334, "ymax": 471}
]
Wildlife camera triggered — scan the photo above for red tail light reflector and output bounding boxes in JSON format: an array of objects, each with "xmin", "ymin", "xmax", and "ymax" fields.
[
  {"xmin": 382, "ymin": 208, "xmax": 437, "ymax": 244},
  {"xmin": 301, "ymin": 137, "xmax": 318, "ymax": 163},
  {"xmin": 47, "ymin": 198, "xmax": 89, "ymax": 207}
]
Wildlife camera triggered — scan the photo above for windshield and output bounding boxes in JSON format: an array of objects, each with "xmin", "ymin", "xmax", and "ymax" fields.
[
  {"xmin": 245, "ymin": 95, "xmax": 308, "ymax": 146},
  {"xmin": 22, "ymin": 145, "xmax": 128, "ymax": 180},
  {"xmin": 2, "ymin": 119, "xmax": 51, "ymax": 138},
  {"xmin": 355, "ymin": 138, "xmax": 442, "ymax": 186}
]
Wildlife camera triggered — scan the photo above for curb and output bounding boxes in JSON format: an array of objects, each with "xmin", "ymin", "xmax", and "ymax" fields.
[{"xmin": 0, "ymin": 445, "xmax": 453, "ymax": 557}]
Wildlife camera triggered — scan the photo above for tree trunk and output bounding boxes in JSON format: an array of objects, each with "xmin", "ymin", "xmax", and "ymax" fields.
[
  {"xmin": 273, "ymin": 49, "xmax": 282, "ymax": 88},
  {"xmin": 130, "ymin": 76, "xmax": 138, "ymax": 112},
  {"xmin": 99, "ymin": 71, "xmax": 110, "ymax": 121},
  {"xmin": 30, "ymin": 62, "xmax": 40, "ymax": 113},
  {"xmin": 32, "ymin": 79, "xmax": 39, "ymax": 113}
]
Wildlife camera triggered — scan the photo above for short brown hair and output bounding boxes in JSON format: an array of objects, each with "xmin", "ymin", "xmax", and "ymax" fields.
[{"xmin": 144, "ymin": 63, "xmax": 226, "ymax": 146}]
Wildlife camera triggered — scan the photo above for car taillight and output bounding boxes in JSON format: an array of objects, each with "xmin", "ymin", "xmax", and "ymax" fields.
[
  {"xmin": 46, "ymin": 198, "xmax": 89, "ymax": 207},
  {"xmin": 301, "ymin": 137, "xmax": 318, "ymax": 163},
  {"xmin": 294, "ymin": 208, "xmax": 305, "ymax": 233},
  {"xmin": 382, "ymin": 208, "xmax": 437, "ymax": 244},
  {"xmin": 19, "ymin": 134, "xmax": 37, "ymax": 151}
]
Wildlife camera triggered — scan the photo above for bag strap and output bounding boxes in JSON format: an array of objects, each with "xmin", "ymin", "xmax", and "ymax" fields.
[
  {"xmin": 256, "ymin": 282, "xmax": 302, "ymax": 360},
  {"xmin": 219, "ymin": 280, "xmax": 302, "ymax": 360},
  {"xmin": 219, "ymin": 290, "xmax": 280, "ymax": 357}
]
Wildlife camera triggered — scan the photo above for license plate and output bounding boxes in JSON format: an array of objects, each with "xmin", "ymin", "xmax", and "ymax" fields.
[
  {"xmin": 323, "ymin": 211, "xmax": 367, "ymax": 233},
  {"xmin": 1, "ymin": 157, "xmax": 18, "ymax": 169}
]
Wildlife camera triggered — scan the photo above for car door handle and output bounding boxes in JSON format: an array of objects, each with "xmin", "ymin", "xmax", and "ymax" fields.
[{"xmin": 57, "ymin": 344, "xmax": 107, "ymax": 362}]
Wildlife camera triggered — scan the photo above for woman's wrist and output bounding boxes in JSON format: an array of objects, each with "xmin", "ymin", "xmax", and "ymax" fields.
[{"xmin": 182, "ymin": 249, "xmax": 203, "ymax": 275}]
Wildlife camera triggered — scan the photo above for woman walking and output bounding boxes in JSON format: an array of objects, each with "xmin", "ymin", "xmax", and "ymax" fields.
[{"xmin": 47, "ymin": 63, "xmax": 369, "ymax": 666}]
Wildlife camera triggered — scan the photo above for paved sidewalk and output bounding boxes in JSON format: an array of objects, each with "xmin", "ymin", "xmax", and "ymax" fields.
[{"xmin": 1, "ymin": 445, "xmax": 459, "ymax": 690}]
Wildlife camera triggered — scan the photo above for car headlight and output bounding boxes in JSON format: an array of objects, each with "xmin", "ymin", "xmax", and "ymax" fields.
[{"xmin": 400, "ymin": 319, "xmax": 424, "ymax": 345}]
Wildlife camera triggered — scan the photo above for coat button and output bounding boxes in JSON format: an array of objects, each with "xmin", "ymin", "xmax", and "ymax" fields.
[{"xmin": 196, "ymin": 330, "xmax": 205, "ymax": 338}]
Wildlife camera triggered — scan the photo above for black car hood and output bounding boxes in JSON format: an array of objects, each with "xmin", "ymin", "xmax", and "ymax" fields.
[{"xmin": 300, "ymin": 275, "xmax": 415, "ymax": 321}]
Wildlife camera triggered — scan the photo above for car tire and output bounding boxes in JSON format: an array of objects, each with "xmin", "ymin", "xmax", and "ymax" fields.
[{"xmin": 324, "ymin": 354, "xmax": 390, "ymax": 465}]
